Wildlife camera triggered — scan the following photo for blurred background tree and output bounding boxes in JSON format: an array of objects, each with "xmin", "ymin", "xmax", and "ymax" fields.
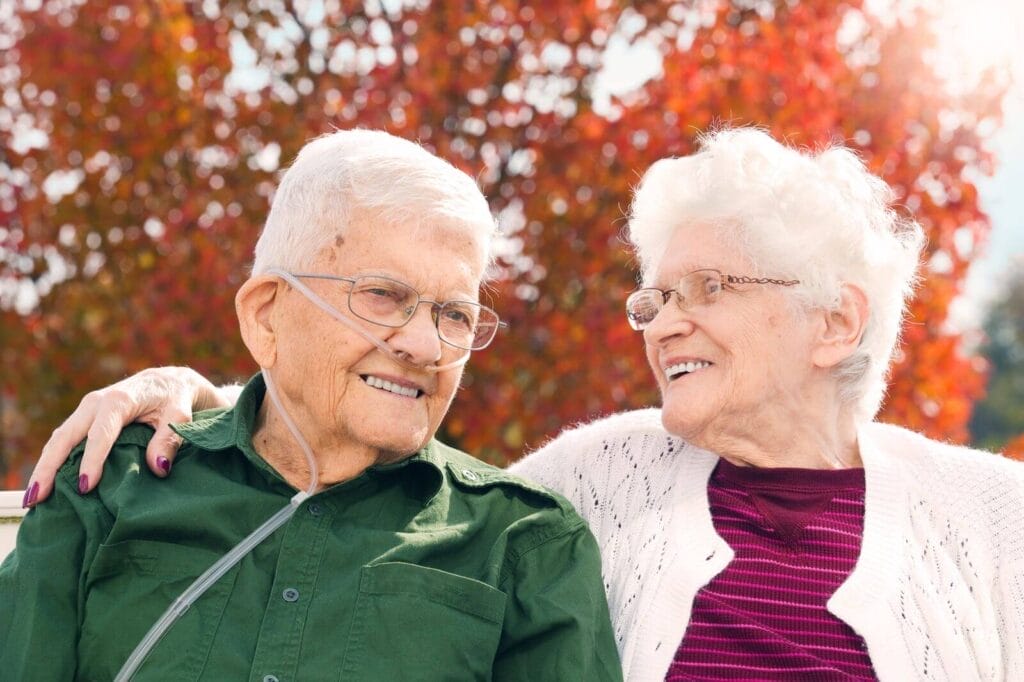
[
  {"xmin": 970, "ymin": 264, "xmax": 1024, "ymax": 460},
  {"xmin": 0, "ymin": 0, "xmax": 1019, "ymax": 486}
]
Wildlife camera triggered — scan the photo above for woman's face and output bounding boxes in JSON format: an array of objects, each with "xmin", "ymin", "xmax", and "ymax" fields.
[{"xmin": 642, "ymin": 222, "xmax": 818, "ymax": 443}]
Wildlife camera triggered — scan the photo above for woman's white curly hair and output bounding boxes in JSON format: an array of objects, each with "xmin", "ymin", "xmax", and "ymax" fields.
[{"xmin": 628, "ymin": 127, "xmax": 924, "ymax": 421}]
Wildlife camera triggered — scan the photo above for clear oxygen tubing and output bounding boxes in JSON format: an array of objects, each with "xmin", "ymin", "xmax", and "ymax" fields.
[
  {"xmin": 114, "ymin": 369, "xmax": 318, "ymax": 681},
  {"xmin": 265, "ymin": 267, "xmax": 471, "ymax": 374}
]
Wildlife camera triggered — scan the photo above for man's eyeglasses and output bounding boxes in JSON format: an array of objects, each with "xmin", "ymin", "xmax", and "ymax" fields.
[
  {"xmin": 290, "ymin": 272, "xmax": 506, "ymax": 350},
  {"xmin": 625, "ymin": 269, "xmax": 800, "ymax": 331}
]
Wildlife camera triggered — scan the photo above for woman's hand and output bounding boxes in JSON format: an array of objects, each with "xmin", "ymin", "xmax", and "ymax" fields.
[{"xmin": 24, "ymin": 367, "xmax": 234, "ymax": 507}]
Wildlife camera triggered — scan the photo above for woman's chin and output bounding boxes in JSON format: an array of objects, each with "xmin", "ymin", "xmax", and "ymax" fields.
[{"xmin": 660, "ymin": 407, "xmax": 709, "ymax": 445}]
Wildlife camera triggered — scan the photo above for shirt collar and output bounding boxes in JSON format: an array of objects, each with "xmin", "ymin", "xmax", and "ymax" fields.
[{"xmin": 171, "ymin": 373, "xmax": 445, "ymax": 502}]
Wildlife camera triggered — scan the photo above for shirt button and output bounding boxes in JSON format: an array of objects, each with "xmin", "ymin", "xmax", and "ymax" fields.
[
  {"xmin": 263, "ymin": 676, "xmax": 279, "ymax": 682},
  {"xmin": 308, "ymin": 503, "xmax": 323, "ymax": 516},
  {"xmin": 282, "ymin": 588, "xmax": 300, "ymax": 603},
  {"xmin": 462, "ymin": 469, "xmax": 478, "ymax": 480}
]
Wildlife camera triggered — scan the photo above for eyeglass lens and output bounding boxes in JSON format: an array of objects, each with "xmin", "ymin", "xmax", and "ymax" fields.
[
  {"xmin": 625, "ymin": 270, "xmax": 724, "ymax": 330},
  {"xmin": 347, "ymin": 276, "xmax": 499, "ymax": 350}
]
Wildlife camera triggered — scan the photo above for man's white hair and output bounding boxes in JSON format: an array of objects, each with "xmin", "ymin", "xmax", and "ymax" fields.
[
  {"xmin": 252, "ymin": 129, "xmax": 496, "ymax": 275},
  {"xmin": 627, "ymin": 127, "xmax": 924, "ymax": 421}
]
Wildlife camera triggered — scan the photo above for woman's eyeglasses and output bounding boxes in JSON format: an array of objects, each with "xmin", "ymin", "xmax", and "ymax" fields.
[{"xmin": 625, "ymin": 269, "xmax": 799, "ymax": 331}]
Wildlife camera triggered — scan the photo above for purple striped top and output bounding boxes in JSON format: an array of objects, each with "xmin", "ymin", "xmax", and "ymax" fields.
[{"xmin": 666, "ymin": 458, "xmax": 876, "ymax": 681}]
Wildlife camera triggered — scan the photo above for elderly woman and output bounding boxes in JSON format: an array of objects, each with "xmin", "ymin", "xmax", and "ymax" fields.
[
  {"xmin": 512, "ymin": 129, "xmax": 1024, "ymax": 680},
  {"xmin": 21, "ymin": 129, "xmax": 1024, "ymax": 680},
  {"xmin": 0, "ymin": 130, "xmax": 619, "ymax": 680}
]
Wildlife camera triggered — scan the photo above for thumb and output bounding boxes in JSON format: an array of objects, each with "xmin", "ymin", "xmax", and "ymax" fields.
[{"xmin": 144, "ymin": 412, "xmax": 191, "ymax": 478}]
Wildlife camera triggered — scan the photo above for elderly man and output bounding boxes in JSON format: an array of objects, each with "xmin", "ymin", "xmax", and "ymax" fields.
[{"xmin": 0, "ymin": 130, "xmax": 619, "ymax": 680}]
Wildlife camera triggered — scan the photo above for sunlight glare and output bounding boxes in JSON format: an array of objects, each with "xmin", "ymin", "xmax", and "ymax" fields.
[{"xmin": 928, "ymin": 0, "xmax": 1024, "ymax": 96}]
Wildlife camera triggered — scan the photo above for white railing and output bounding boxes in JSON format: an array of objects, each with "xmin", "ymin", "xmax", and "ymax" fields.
[{"xmin": 0, "ymin": 490, "xmax": 27, "ymax": 562}]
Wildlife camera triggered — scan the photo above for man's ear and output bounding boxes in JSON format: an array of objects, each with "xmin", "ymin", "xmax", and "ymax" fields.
[
  {"xmin": 236, "ymin": 275, "xmax": 283, "ymax": 369},
  {"xmin": 811, "ymin": 283, "xmax": 869, "ymax": 369}
]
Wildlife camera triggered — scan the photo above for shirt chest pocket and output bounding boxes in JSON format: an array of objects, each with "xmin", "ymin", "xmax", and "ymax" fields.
[
  {"xmin": 79, "ymin": 539, "xmax": 240, "ymax": 681},
  {"xmin": 339, "ymin": 562, "xmax": 507, "ymax": 681}
]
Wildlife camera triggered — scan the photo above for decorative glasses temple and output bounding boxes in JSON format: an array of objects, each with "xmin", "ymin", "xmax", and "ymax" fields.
[{"xmin": 624, "ymin": 269, "xmax": 800, "ymax": 331}]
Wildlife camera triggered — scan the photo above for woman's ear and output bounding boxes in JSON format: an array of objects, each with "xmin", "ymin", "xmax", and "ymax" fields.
[
  {"xmin": 811, "ymin": 283, "xmax": 869, "ymax": 369},
  {"xmin": 236, "ymin": 275, "xmax": 283, "ymax": 369}
]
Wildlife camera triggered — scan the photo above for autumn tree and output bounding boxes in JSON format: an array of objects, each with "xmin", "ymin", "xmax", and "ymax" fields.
[
  {"xmin": 1003, "ymin": 435, "xmax": 1024, "ymax": 462},
  {"xmin": 0, "ymin": 0, "xmax": 1011, "ymax": 487}
]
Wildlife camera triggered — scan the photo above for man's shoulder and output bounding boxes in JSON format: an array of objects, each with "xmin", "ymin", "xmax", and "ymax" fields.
[
  {"xmin": 433, "ymin": 440, "xmax": 574, "ymax": 503},
  {"xmin": 64, "ymin": 406, "xmax": 231, "ymax": 476},
  {"xmin": 64, "ymin": 423, "xmax": 157, "ymax": 474},
  {"xmin": 431, "ymin": 440, "xmax": 586, "ymax": 528}
]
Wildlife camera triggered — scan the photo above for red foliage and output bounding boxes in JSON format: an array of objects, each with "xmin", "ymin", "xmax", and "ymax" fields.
[
  {"xmin": 1004, "ymin": 435, "xmax": 1024, "ymax": 462},
  {"xmin": 0, "ymin": 0, "xmax": 1011, "ymax": 483}
]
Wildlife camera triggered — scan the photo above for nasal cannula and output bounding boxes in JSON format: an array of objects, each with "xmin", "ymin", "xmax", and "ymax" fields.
[
  {"xmin": 115, "ymin": 268, "xmax": 456, "ymax": 679},
  {"xmin": 268, "ymin": 268, "xmax": 471, "ymax": 374}
]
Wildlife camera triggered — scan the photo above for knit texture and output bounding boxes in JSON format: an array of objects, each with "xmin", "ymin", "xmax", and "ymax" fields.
[
  {"xmin": 509, "ymin": 409, "xmax": 1024, "ymax": 682},
  {"xmin": 668, "ymin": 460, "xmax": 874, "ymax": 680}
]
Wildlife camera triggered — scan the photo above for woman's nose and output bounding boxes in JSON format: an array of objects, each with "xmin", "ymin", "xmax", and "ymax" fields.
[{"xmin": 642, "ymin": 300, "xmax": 696, "ymax": 346}]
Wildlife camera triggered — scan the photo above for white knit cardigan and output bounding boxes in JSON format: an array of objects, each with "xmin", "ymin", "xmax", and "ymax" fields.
[{"xmin": 509, "ymin": 409, "xmax": 1024, "ymax": 682}]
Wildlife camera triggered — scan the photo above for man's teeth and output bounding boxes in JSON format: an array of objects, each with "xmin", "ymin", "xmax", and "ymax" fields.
[
  {"xmin": 363, "ymin": 375, "xmax": 420, "ymax": 398},
  {"xmin": 665, "ymin": 361, "xmax": 712, "ymax": 379}
]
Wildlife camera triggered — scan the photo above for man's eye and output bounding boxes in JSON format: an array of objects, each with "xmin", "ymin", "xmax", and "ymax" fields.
[
  {"xmin": 360, "ymin": 286, "xmax": 404, "ymax": 302},
  {"xmin": 442, "ymin": 307, "xmax": 475, "ymax": 327}
]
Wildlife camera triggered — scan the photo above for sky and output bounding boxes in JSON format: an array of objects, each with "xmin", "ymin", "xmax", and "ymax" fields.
[
  {"xmin": 885, "ymin": 0, "xmax": 1024, "ymax": 333},
  {"xmin": 954, "ymin": 88, "xmax": 1024, "ymax": 331}
]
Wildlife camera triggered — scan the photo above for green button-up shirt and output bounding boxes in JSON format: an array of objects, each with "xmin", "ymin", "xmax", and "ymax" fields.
[{"xmin": 0, "ymin": 376, "xmax": 619, "ymax": 681}]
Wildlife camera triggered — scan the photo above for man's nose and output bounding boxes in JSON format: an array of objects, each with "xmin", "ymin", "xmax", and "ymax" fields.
[{"xmin": 388, "ymin": 302, "xmax": 444, "ymax": 365}]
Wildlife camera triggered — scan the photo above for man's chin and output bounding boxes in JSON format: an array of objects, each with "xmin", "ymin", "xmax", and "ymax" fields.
[
  {"xmin": 375, "ymin": 445, "xmax": 422, "ymax": 465},
  {"xmin": 368, "ymin": 429, "xmax": 433, "ymax": 463}
]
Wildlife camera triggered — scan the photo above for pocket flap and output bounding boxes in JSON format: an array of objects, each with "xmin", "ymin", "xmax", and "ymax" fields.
[
  {"xmin": 88, "ymin": 539, "xmax": 223, "ymax": 582},
  {"xmin": 360, "ymin": 562, "xmax": 506, "ymax": 624}
]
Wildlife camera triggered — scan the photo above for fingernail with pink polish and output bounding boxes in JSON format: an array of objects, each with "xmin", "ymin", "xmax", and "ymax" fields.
[
  {"xmin": 78, "ymin": 474, "xmax": 89, "ymax": 495},
  {"xmin": 22, "ymin": 482, "xmax": 39, "ymax": 508},
  {"xmin": 157, "ymin": 456, "xmax": 171, "ymax": 474}
]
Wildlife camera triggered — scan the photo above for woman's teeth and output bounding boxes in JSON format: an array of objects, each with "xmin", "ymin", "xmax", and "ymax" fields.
[{"xmin": 665, "ymin": 361, "xmax": 712, "ymax": 380}]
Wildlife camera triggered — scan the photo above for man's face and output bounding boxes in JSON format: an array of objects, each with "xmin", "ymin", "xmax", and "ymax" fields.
[{"xmin": 271, "ymin": 207, "xmax": 488, "ymax": 464}]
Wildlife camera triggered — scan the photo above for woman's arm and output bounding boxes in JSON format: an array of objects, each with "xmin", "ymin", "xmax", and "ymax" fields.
[{"xmin": 26, "ymin": 366, "xmax": 237, "ymax": 506}]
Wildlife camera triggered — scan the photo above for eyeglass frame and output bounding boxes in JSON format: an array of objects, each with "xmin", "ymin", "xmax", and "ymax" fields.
[
  {"xmin": 288, "ymin": 271, "xmax": 507, "ymax": 351},
  {"xmin": 625, "ymin": 268, "xmax": 800, "ymax": 331}
]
